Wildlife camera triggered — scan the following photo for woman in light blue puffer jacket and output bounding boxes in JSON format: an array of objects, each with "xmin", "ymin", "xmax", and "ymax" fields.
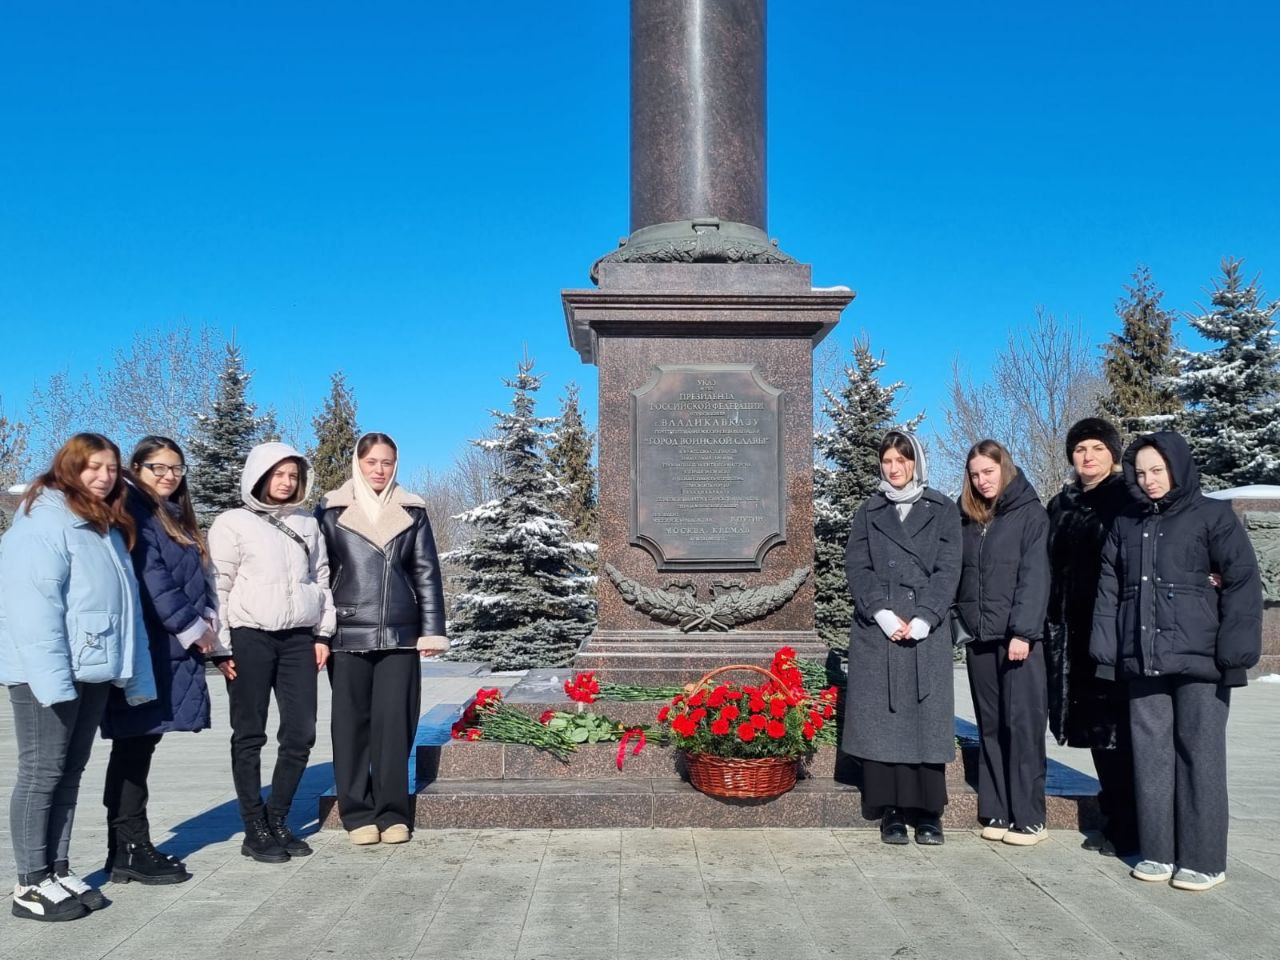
[{"xmin": 0, "ymin": 433, "xmax": 155, "ymax": 923}]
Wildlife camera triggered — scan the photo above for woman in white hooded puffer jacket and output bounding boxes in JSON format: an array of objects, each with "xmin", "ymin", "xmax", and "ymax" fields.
[{"xmin": 207, "ymin": 442, "xmax": 335, "ymax": 865}]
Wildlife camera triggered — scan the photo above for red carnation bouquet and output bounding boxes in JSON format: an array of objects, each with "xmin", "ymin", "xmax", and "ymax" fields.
[{"xmin": 653, "ymin": 647, "xmax": 838, "ymax": 761}]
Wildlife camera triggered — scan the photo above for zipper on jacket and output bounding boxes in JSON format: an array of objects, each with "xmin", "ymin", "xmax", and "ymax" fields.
[{"xmin": 977, "ymin": 523, "xmax": 988, "ymax": 640}]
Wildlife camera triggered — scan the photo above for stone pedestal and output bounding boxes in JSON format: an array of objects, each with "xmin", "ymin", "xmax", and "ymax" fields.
[
  {"xmin": 1227, "ymin": 497, "xmax": 1280, "ymax": 677},
  {"xmin": 562, "ymin": 262, "xmax": 853, "ymax": 682}
]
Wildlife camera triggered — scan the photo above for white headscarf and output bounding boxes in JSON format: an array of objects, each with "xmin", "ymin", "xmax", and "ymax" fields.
[
  {"xmin": 877, "ymin": 430, "xmax": 928, "ymax": 518},
  {"xmin": 351, "ymin": 432, "xmax": 400, "ymax": 523}
]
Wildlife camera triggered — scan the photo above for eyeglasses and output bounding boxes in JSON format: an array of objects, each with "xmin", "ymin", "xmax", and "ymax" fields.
[{"xmin": 140, "ymin": 463, "xmax": 187, "ymax": 478}]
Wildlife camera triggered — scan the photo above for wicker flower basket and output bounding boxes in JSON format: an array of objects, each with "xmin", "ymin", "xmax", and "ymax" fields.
[
  {"xmin": 685, "ymin": 752, "xmax": 799, "ymax": 799},
  {"xmin": 681, "ymin": 664, "xmax": 803, "ymax": 800}
]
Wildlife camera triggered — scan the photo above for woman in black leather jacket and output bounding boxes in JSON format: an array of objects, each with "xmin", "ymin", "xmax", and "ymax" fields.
[{"xmin": 316, "ymin": 432, "xmax": 446, "ymax": 845}]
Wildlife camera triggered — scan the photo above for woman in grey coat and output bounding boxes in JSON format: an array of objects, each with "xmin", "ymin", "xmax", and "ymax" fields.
[{"xmin": 843, "ymin": 431, "xmax": 963, "ymax": 845}]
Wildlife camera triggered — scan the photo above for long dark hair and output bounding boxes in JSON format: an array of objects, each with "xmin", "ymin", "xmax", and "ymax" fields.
[
  {"xmin": 960, "ymin": 438, "xmax": 1016, "ymax": 525},
  {"xmin": 129, "ymin": 435, "xmax": 206, "ymax": 557},
  {"xmin": 21, "ymin": 433, "xmax": 136, "ymax": 549}
]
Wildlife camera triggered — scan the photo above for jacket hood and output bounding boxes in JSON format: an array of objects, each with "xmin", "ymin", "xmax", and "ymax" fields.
[
  {"xmin": 996, "ymin": 468, "xmax": 1041, "ymax": 514},
  {"xmin": 1123, "ymin": 430, "xmax": 1199, "ymax": 510},
  {"xmin": 240, "ymin": 441, "xmax": 312, "ymax": 511}
]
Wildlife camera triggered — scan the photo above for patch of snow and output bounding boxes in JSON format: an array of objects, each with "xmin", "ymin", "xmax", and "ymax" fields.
[
  {"xmin": 1206, "ymin": 485, "xmax": 1280, "ymax": 500},
  {"xmin": 1255, "ymin": 674, "xmax": 1280, "ymax": 684}
]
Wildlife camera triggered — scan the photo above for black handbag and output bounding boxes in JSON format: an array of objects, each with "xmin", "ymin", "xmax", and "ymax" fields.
[{"xmin": 949, "ymin": 607, "xmax": 975, "ymax": 648}]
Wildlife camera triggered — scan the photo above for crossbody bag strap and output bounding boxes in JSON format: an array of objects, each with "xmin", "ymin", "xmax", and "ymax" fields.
[{"xmin": 256, "ymin": 510, "xmax": 311, "ymax": 561}]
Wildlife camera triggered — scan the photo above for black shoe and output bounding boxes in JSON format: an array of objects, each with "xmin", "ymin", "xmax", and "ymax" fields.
[
  {"xmin": 1080, "ymin": 832, "xmax": 1105, "ymax": 852},
  {"xmin": 880, "ymin": 809, "xmax": 909, "ymax": 845},
  {"xmin": 915, "ymin": 817, "xmax": 945, "ymax": 846},
  {"xmin": 11, "ymin": 872, "xmax": 88, "ymax": 922},
  {"xmin": 268, "ymin": 812, "xmax": 312, "ymax": 857},
  {"xmin": 242, "ymin": 816, "xmax": 291, "ymax": 864},
  {"xmin": 112, "ymin": 840, "xmax": 192, "ymax": 885},
  {"xmin": 52, "ymin": 861, "xmax": 108, "ymax": 909}
]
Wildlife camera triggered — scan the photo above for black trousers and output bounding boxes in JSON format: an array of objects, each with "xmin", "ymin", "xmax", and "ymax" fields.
[
  {"xmin": 328, "ymin": 649, "xmax": 420, "ymax": 831},
  {"xmin": 859, "ymin": 759, "xmax": 947, "ymax": 820},
  {"xmin": 226, "ymin": 627, "xmax": 318, "ymax": 825},
  {"xmin": 966, "ymin": 638, "xmax": 1047, "ymax": 828},
  {"xmin": 1091, "ymin": 739, "xmax": 1138, "ymax": 854},
  {"xmin": 1128, "ymin": 675, "xmax": 1231, "ymax": 874},
  {"xmin": 103, "ymin": 734, "xmax": 163, "ymax": 843}
]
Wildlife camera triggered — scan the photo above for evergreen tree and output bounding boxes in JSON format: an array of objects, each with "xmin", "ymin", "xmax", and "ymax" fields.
[
  {"xmin": 309, "ymin": 371, "xmax": 360, "ymax": 502},
  {"xmin": 1100, "ymin": 265, "xmax": 1182, "ymax": 437},
  {"xmin": 444, "ymin": 357, "xmax": 596, "ymax": 669},
  {"xmin": 546, "ymin": 382, "xmax": 598, "ymax": 567},
  {"xmin": 188, "ymin": 342, "xmax": 269, "ymax": 524},
  {"xmin": 1172, "ymin": 258, "xmax": 1280, "ymax": 489},
  {"xmin": 813, "ymin": 338, "xmax": 922, "ymax": 649}
]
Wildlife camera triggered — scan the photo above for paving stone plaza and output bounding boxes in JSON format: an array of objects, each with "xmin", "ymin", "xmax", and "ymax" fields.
[{"xmin": 1, "ymin": 666, "xmax": 1277, "ymax": 960}]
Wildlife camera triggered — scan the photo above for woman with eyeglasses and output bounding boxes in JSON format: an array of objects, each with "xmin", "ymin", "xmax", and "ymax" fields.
[{"xmin": 97, "ymin": 437, "xmax": 217, "ymax": 885}]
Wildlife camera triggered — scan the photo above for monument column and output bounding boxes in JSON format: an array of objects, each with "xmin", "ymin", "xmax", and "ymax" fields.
[{"xmin": 563, "ymin": 0, "xmax": 854, "ymax": 683}]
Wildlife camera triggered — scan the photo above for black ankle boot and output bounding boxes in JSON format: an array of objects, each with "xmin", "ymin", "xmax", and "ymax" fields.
[
  {"xmin": 880, "ymin": 808, "xmax": 909, "ymax": 845},
  {"xmin": 111, "ymin": 840, "xmax": 192, "ymax": 885},
  {"xmin": 267, "ymin": 812, "xmax": 312, "ymax": 857},
  {"xmin": 242, "ymin": 816, "xmax": 290, "ymax": 864}
]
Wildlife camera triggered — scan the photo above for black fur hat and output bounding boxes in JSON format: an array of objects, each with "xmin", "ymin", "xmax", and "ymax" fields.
[{"xmin": 1065, "ymin": 417, "xmax": 1122, "ymax": 464}]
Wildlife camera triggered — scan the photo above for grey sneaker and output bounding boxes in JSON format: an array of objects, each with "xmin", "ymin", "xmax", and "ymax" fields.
[
  {"xmin": 1171, "ymin": 868, "xmax": 1225, "ymax": 891},
  {"xmin": 1131, "ymin": 860, "xmax": 1174, "ymax": 882}
]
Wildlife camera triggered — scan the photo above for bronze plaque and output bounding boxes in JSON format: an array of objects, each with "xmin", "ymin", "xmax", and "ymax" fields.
[{"xmin": 631, "ymin": 363, "xmax": 785, "ymax": 570}]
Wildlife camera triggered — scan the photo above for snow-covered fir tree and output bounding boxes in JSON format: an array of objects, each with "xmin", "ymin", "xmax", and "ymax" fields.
[
  {"xmin": 813, "ymin": 338, "xmax": 922, "ymax": 648},
  {"xmin": 188, "ymin": 342, "xmax": 270, "ymax": 524},
  {"xmin": 1101, "ymin": 265, "xmax": 1181, "ymax": 437},
  {"xmin": 0, "ymin": 402, "xmax": 28, "ymax": 534},
  {"xmin": 1172, "ymin": 258, "xmax": 1280, "ymax": 489},
  {"xmin": 546, "ymin": 382, "xmax": 598, "ymax": 569},
  {"xmin": 309, "ymin": 371, "xmax": 360, "ymax": 502},
  {"xmin": 444, "ymin": 357, "xmax": 596, "ymax": 670}
]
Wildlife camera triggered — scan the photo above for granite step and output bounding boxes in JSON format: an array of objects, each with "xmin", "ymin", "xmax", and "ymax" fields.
[{"xmin": 381, "ymin": 777, "xmax": 1097, "ymax": 831}]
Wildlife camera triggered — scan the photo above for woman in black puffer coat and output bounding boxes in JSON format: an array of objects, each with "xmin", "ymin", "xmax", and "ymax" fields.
[
  {"xmin": 956, "ymin": 439, "xmax": 1051, "ymax": 847},
  {"xmin": 1091, "ymin": 431, "xmax": 1261, "ymax": 891},
  {"xmin": 101, "ymin": 436, "xmax": 217, "ymax": 885},
  {"xmin": 316, "ymin": 433, "xmax": 446, "ymax": 846},
  {"xmin": 1045, "ymin": 418, "xmax": 1137, "ymax": 856}
]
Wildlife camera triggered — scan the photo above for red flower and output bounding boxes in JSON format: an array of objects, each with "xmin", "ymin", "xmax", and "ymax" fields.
[
  {"xmin": 802, "ymin": 722, "xmax": 816, "ymax": 740},
  {"xmin": 821, "ymin": 704, "xmax": 834, "ymax": 720},
  {"xmin": 819, "ymin": 686, "xmax": 839, "ymax": 703},
  {"xmin": 656, "ymin": 705, "xmax": 671, "ymax": 723},
  {"xmin": 748, "ymin": 695, "xmax": 766, "ymax": 713},
  {"xmin": 776, "ymin": 645, "xmax": 797, "ymax": 662},
  {"xmin": 769, "ymin": 697, "xmax": 788, "ymax": 719},
  {"xmin": 539, "ymin": 710, "xmax": 555, "ymax": 724},
  {"xmin": 737, "ymin": 722, "xmax": 757, "ymax": 742},
  {"xmin": 710, "ymin": 717, "xmax": 731, "ymax": 736},
  {"xmin": 725, "ymin": 688, "xmax": 743, "ymax": 700},
  {"xmin": 766, "ymin": 719, "xmax": 786, "ymax": 739},
  {"xmin": 708, "ymin": 685, "xmax": 728, "ymax": 708},
  {"xmin": 465, "ymin": 727, "xmax": 483, "ymax": 741},
  {"xmin": 808, "ymin": 711, "xmax": 824, "ymax": 730},
  {"xmin": 690, "ymin": 708, "xmax": 707, "ymax": 723},
  {"xmin": 750, "ymin": 714, "xmax": 768, "ymax": 731},
  {"xmin": 720, "ymin": 704, "xmax": 740, "ymax": 722},
  {"xmin": 564, "ymin": 672, "xmax": 600, "ymax": 704},
  {"xmin": 688, "ymin": 690, "xmax": 706, "ymax": 708},
  {"xmin": 473, "ymin": 687, "xmax": 503, "ymax": 710},
  {"xmin": 672, "ymin": 715, "xmax": 697, "ymax": 738}
]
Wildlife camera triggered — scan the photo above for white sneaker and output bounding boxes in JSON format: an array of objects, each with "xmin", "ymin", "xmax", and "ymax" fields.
[
  {"xmin": 1002, "ymin": 824, "xmax": 1047, "ymax": 846},
  {"xmin": 54, "ymin": 866, "xmax": 107, "ymax": 910},
  {"xmin": 1171, "ymin": 868, "xmax": 1225, "ymax": 891},
  {"xmin": 1131, "ymin": 860, "xmax": 1174, "ymax": 882},
  {"xmin": 11, "ymin": 877, "xmax": 87, "ymax": 922}
]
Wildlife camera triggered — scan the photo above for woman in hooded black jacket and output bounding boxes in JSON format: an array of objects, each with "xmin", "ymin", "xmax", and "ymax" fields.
[
  {"xmin": 1045, "ymin": 418, "xmax": 1137, "ymax": 856},
  {"xmin": 956, "ymin": 439, "xmax": 1051, "ymax": 846},
  {"xmin": 1091, "ymin": 431, "xmax": 1262, "ymax": 892}
]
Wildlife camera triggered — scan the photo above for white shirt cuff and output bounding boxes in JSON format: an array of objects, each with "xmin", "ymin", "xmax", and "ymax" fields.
[{"xmin": 873, "ymin": 609, "xmax": 900, "ymax": 638}]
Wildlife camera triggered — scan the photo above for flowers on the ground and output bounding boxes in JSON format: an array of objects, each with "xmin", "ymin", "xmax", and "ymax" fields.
[{"xmin": 564, "ymin": 671, "xmax": 600, "ymax": 703}]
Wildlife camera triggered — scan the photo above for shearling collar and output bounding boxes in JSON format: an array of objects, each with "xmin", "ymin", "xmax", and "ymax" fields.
[{"xmin": 321, "ymin": 480, "xmax": 425, "ymax": 550}]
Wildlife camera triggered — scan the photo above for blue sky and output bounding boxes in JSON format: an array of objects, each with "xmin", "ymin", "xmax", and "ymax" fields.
[{"xmin": 2, "ymin": 1, "xmax": 1277, "ymax": 477}]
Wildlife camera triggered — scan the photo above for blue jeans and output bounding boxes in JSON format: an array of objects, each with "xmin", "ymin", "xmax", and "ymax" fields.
[{"xmin": 7, "ymin": 681, "xmax": 111, "ymax": 881}]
